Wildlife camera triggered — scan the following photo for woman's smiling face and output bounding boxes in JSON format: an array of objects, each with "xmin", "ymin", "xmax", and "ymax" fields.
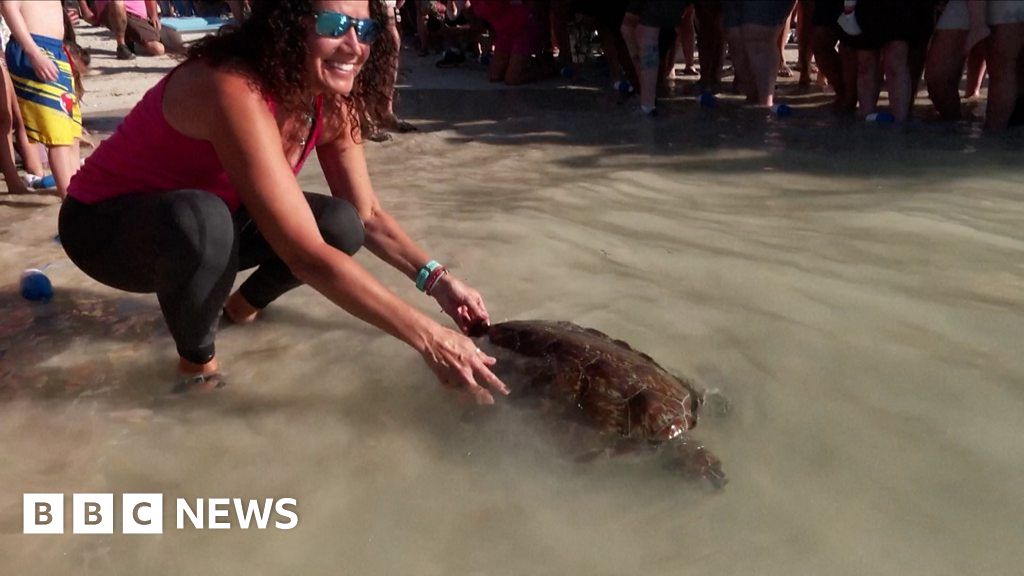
[{"xmin": 306, "ymin": 0, "xmax": 373, "ymax": 96}]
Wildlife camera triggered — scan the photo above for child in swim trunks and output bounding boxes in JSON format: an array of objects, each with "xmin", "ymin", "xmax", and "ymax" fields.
[{"xmin": 0, "ymin": 0, "xmax": 81, "ymax": 199}]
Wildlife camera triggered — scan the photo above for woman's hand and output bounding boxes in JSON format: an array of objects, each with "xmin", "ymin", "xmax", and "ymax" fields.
[
  {"xmin": 420, "ymin": 325, "xmax": 508, "ymax": 404},
  {"xmin": 431, "ymin": 274, "xmax": 490, "ymax": 335}
]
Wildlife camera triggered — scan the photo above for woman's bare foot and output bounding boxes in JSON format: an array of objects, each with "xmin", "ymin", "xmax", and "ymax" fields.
[
  {"xmin": 174, "ymin": 357, "xmax": 224, "ymax": 393},
  {"xmin": 223, "ymin": 291, "xmax": 260, "ymax": 324}
]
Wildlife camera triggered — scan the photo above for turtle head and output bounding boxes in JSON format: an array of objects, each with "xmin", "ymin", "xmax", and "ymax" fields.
[
  {"xmin": 466, "ymin": 320, "xmax": 491, "ymax": 338},
  {"xmin": 481, "ymin": 321, "xmax": 559, "ymax": 357},
  {"xmin": 666, "ymin": 440, "xmax": 727, "ymax": 490}
]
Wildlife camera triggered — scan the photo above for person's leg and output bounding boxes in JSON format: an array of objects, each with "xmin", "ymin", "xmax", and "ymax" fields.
[
  {"xmin": 479, "ymin": 6, "xmax": 522, "ymax": 83},
  {"xmin": 46, "ymin": 146, "xmax": 74, "ymax": 199},
  {"xmin": 855, "ymin": 48, "xmax": 880, "ymax": 118},
  {"xmin": 0, "ymin": 63, "xmax": 30, "ymax": 195},
  {"xmin": 103, "ymin": 0, "xmax": 135, "ymax": 59},
  {"xmin": 694, "ymin": 0, "xmax": 723, "ymax": 91},
  {"xmin": 985, "ymin": 23, "xmax": 1024, "ymax": 131},
  {"xmin": 658, "ymin": 26, "xmax": 679, "ymax": 92},
  {"xmin": 881, "ymin": 40, "xmax": 911, "ymax": 122},
  {"xmin": 416, "ymin": 0, "xmax": 431, "ymax": 55},
  {"xmin": 224, "ymin": 193, "xmax": 365, "ymax": 322},
  {"xmin": 11, "ymin": 96, "xmax": 43, "ymax": 177},
  {"xmin": 549, "ymin": 0, "xmax": 574, "ymax": 69},
  {"xmin": 797, "ymin": 0, "xmax": 815, "ymax": 85},
  {"xmin": 778, "ymin": 1, "xmax": 798, "ymax": 76},
  {"xmin": 58, "ymin": 190, "xmax": 239, "ymax": 380},
  {"xmin": 907, "ymin": 33, "xmax": 932, "ymax": 109},
  {"xmin": 964, "ymin": 40, "xmax": 987, "ymax": 98},
  {"xmin": 1013, "ymin": 55, "xmax": 1024, "ymax": 126},
  {"xmin": 595, "ymin": 17, "xmax": 630, "ymax": 88},
  {"xmin": 488, "ymin": 50, "xmax": 510, "ymax": 82},
  {"xmin": 811, "ymin": 25, "xmax": 842, "ymax": 91},
  {"xmin": 636, "ymin": 24, "xmax": 662, "ymax": 111},
  {"xmin": 532, "ymin": 0, "xmax": 553, "ymax": 56},
  {"xmin": 925, "ymin": 29, "xmax": 967, "ymax": 120},
  {"xmin": 680, "ymin": 4, "xmax": 697, "ymax": 74},
  {"xmin": 742, "ymin": 23, "xmax": 783, "ymax": 106},
  {"xmin": 727, "ymin": 25, "xmax": 755, "ymax": 100},
  {"xmin": 226, "ymin": 0, "xmax": 247, "ymax": 21},
  {"xmin": 836, "ymin": 41, "xmax": 858, "ymax": 113},
  {"xmin": 504, "ymin": 53, "xmax": 533, "ymax": 85},
  {"xmin": 380, "ymin": 6, "xmax": 405, "ymax": 130},
  {"xmin": 124, "ymin": 14, "xmax": 166, "ymax": 56},
  {"xmin": 621, "ymin": 11, "xmax": 643, "ymax": 87}
]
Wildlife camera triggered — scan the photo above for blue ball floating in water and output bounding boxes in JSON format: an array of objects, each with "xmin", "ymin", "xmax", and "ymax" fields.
[
  {"xmin": 699, "ymin": 91, "xmax": 717, "ymax": 108},
  {"xmin": 771, "ymin": 103, "xmax": 793, "ymax": 118},
  {"xmin": 560, "ymin": 66, "xmax": 575, "ymax": 79},
  {"xmin": 614, "ymin": 80, "xmax": 633, "ymax": 94},
  {"xmin": 865, "ymin": 111, "xmax": 895, "ymax": 123},
  {"xmin": 20, "ymin": 268, "xmax": 53, "ymax": 302}
]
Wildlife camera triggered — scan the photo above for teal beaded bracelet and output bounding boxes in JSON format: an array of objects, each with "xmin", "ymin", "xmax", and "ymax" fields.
[{"xmin": 415, "ymin": 260, "xmax": 442, "ymax": 292}]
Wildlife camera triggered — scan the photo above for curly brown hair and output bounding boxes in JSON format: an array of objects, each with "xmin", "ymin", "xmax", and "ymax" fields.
[{"xmin": 186, "ymin": 0, "xmax": 397, "ymax": 141}]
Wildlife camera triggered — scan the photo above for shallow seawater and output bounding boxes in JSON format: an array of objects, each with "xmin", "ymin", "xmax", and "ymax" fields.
[{"xmin": 1, "ymin": 86, "xmax": 1023, "ymax": 575}]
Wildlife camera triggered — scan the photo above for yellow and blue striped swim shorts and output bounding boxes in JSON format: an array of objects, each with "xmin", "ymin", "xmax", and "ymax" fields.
[{"xmin": 5, "ymin": 33, "xmax": 82, "ymax": 146}]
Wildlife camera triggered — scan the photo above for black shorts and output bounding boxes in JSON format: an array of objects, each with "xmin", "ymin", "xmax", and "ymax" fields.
[
  {"xmin": 125, "ymin": 13, "xmax": 160, "ymax": 45},
  {"xmin": 575, "ymin": 0, "xmax": 628, "ymax": 28},
  {"xmin": 626, "ymin": 0, "xmax": 690, "ymax": 28},
  {"xmin": 812, "ymin": 0, "xmax": 844, "ymax": 27},
  {"xmin": 723, "ymin": 0, "xmax": 795, "ymax": 28},
  {"xmin": 845, "ymin": 0, "xmax": 937, "ymax": 50}
]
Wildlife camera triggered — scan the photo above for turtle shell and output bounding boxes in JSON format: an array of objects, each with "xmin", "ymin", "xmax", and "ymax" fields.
[{"xmin": 485, "ymin": 320, "xmax": 701, "ymax": 441}]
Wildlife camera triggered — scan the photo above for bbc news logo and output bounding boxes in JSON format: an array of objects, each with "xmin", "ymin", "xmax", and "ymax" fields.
[{"xmin": 24, "ymin": 493, "xmax": 298, "ymax": 534}]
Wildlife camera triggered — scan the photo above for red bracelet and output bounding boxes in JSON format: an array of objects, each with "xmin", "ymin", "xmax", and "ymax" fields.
[{"xmin": 424, "ymin": 267, "xmax": 448, "ymax": 296}]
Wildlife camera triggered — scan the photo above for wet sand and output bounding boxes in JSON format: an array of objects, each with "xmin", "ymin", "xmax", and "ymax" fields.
[{"xmin": 2, "ymin": 24, "xmax": 1024, "ymax": 576}]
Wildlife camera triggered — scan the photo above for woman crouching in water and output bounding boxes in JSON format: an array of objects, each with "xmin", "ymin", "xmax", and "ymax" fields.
[{"xmin": 58, "ymin": 0, "xmax": 508, "ymax": 404}]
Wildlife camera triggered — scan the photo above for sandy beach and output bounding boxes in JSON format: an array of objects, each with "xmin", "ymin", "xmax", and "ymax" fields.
[{"xmin": 2, "ymin": 16, "xmax": 1024, "ymax": 576}]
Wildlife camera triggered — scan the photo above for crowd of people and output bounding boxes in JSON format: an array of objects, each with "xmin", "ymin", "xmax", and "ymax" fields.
[
  {"xmin": 0, "ymin": 0, "xmax": 1021, "ymax": 198},
  {"xmin": 402, "ymin": 0, "xmax": 1022, "ymax": 129},
  {"xmin": 0, "ymin": 0, "xmax": 1019, "ymax": 398}
]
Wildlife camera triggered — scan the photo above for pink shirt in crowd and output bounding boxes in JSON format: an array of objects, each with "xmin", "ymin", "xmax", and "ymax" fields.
[{"xmin": 94, "ymin": 0, "xmax": 148, "ymax": 20}]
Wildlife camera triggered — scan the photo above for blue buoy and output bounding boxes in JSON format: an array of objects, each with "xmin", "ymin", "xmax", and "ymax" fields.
[
  {"xmin": 771, "ymin": 103, "xmax": 793, "ymax": 118},
  {"xmin": 560, "ymin": 66, "xmax": 575, "ymax": 79},
  {"xmin": 20, "ymin": 268, "xmax": 53, "ymax": 302},
  {"xmin": 699, "ymin": 91, "xmax": 717, "ymax": 108},
  {"xmin": 865, "ymin": 111, "xmax": 895, "ymax": 123}
]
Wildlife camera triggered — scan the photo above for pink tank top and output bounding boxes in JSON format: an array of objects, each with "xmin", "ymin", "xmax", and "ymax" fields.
[{"xmin": 68, "ymin": 67, "xmax": 323, "ymax": 212}]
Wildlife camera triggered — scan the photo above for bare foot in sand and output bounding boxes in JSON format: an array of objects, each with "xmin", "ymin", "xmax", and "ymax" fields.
[
  {"xmin": 173, "ymin": 357, "xmax": 225, "ymax": 394},
  {"xmin": 223, "ymin": 290, "xmax": 260, "ymax": 324}
]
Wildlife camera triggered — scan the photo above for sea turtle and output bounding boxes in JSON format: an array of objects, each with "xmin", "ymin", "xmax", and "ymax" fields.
[{"xmin": 472, "ymin": 320, "xmax": 727, "ymax": 488}]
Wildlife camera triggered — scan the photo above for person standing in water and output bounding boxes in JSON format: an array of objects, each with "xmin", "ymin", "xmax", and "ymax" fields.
[{"xmin": 59, "ymin": 0, "xmax": 508, "ymax": 404}]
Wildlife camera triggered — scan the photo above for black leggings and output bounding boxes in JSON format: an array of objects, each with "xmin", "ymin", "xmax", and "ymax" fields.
[{"xmin": 58, "ymin": 190, "xmax": 364, "ymax": 365}]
